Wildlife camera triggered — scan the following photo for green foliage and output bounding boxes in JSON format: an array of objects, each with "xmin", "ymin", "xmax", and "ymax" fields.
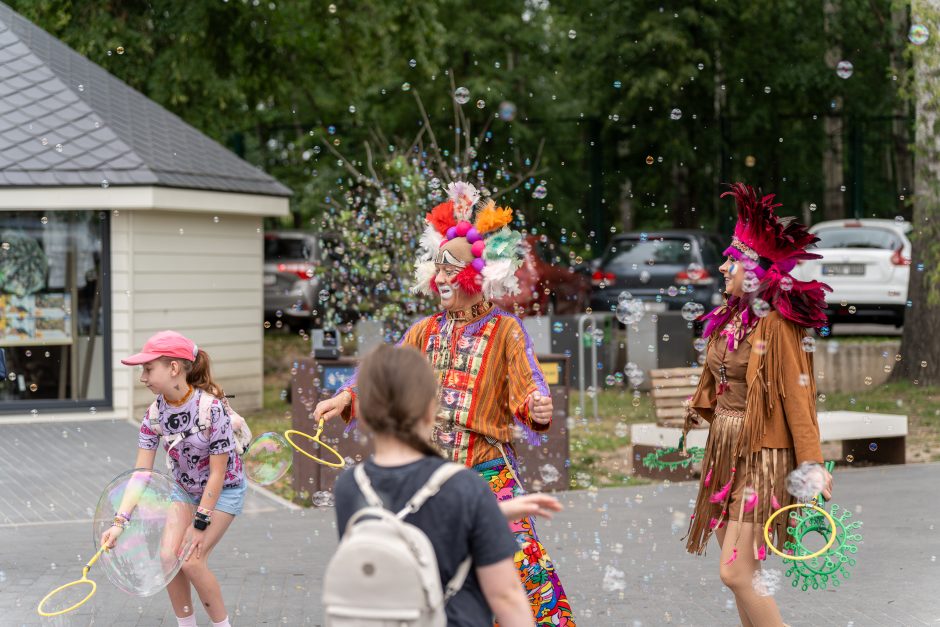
[{"xmin": 11, "ymin": 0, "xmax": 910, "ymax": 251}]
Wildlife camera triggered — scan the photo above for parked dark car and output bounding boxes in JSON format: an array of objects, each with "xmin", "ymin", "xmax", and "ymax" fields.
[
  {"xmin": 492, "ymin": 234, "xmax": 592, "ymax": 316},
  {"xmin": 264, "ymin": 231, "xmax": 337, "ymax": 329},
  {"xmin": 589, "ymin": 230, "xmax": 726, "ymax": 317}
]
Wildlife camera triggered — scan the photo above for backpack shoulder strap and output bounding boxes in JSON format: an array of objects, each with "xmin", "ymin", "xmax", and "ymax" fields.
[
  {"xmin": 146, "ymin": 400, "xmax": 162, "ymax": 435},
  {"xmin": 398, "ymin": 462, "xmax": 464, "ymax": 518},
  {"xmin": 197, "ymin": 391, "xmax": 214, "ymax": 427},
  {"xmin": 353, "ymin": 463, "xmax": 385, "ymax": 508},
  {"xmin": 443, "ymin": 558, "xmax": 473, "ymax": 602}
]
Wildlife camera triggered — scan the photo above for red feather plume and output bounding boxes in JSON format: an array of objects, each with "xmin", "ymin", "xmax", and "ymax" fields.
[
  {"xmin": 426, "ymin": 200, "xmax": 457, "ymax": 236},
  {"xmin": 453, "ymin": 266, "xmax": 482, "ymax": 295}
]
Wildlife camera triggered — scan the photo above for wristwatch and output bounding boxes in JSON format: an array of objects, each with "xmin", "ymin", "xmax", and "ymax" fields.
[{"xmin": 193, "ymin": 511, "xmax": 211, "ymax": 530}]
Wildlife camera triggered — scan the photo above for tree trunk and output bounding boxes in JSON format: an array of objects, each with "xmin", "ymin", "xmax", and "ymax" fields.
[
  {"xmin": 890, "ymin": 0, "xmax": 940, "ymax": 387},
  {"xmin": 890, "ymin": 4, "xmax": 914, "ymax": 216},
  {"xmin": 822, "ymin": 0, "xmax": 845, "ymax": 221}
]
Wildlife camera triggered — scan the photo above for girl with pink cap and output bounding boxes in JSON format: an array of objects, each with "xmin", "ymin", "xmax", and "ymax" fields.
[{"xmin": 102, "ymin": 330, "xmax": 244, "ymax": 627}]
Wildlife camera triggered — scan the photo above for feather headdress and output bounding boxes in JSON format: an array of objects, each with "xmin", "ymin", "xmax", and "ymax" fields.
[{"xmin": 412, "ymin": 182, "xmax": 524, "ymax": 299}]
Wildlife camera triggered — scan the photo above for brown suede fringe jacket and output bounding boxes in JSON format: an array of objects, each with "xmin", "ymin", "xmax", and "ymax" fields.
[{"xmin": 686, "ymin": 310, "xmax": 824, "ymax": 466}]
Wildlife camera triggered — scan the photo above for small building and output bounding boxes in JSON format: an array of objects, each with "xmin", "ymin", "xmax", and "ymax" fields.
[{"xmin": 0, "ymin": 3, "xmax": 291, "ymax": 423}]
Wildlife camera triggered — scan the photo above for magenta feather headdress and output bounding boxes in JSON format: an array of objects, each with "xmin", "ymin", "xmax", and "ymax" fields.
[{"xmin": 700, "ymin": 183, "xmax": 832, "ymax": 340}]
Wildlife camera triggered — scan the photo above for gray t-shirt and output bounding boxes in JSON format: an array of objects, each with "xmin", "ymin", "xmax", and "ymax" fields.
[{"xmin": 334, "ymin": 456, "xmax": 519, "ymax": 626}]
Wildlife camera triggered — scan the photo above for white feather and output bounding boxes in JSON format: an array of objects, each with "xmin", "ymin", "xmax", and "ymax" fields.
[
  {"xmin": 418, "ymin": 224, "xmax": 443, "ymax": 260},
  {"xmin": 412, "ymin": 260, "xmax": 437, "ymax": 295},
  {"xmin": 447, "ymin": 181, "xmax": 480, "ymax": 221},
  {"xmin": 481, "ymin": 258, "xmax": 517, "ymax": 299}
]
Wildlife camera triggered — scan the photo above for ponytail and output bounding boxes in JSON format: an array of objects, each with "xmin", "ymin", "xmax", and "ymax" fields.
[
  {"xmin": 357, "ymin": 344, "xmax": 441, "ymax": 458},
  {"xmin": 186, "ymin": 349, "xmax": 224, "ymax": 398}
]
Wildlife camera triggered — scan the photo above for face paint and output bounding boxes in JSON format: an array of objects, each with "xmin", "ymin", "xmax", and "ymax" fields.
[{"xmin": 728, "ymin": 263, "xmax": 736, "ymax": 275}]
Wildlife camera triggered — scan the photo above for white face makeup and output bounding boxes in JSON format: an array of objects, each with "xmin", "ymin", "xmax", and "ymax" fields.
[{"xmin": 434, "ymin": 264, "xmax": 481, "ymax": 312}]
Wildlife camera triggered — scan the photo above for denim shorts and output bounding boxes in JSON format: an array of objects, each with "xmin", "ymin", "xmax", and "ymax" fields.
[{"xmin": 173, "ymin": 480, "xmax": 247, "ymax": 516}]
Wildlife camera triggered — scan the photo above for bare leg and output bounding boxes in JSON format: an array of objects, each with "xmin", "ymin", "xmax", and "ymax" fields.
[
  {"xmin": 163, "ymin": 501, "xmax": 196, "ymax": 618},
  {"xmin": 718, "ymin": 521, "xmax": 784, "ymax": 627},
  {"xmin": 180, "ymin": 511, "xmax": 236, "ymax": 623},
  {"xmin": 715, "ymin": 526, "xmax": 754, "ymax": 627}
]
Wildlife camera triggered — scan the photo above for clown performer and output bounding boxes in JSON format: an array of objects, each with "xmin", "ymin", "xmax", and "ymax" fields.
[
  {"xmin": 683, "ymin": 183, "xmax": 834, "ymax": 626},
  {"xmin": 314, "ymin": 181, "xmax": 575, "ymax": 625}
]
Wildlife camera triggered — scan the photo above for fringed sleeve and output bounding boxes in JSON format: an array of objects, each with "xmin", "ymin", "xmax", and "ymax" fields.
[
  {"xmin": 776, "ymin": 319, "xmax": 824, "ymax": 464},
  {"xmin": 503, "ymin": 316, "xmax": 551, "ymax": 439}
]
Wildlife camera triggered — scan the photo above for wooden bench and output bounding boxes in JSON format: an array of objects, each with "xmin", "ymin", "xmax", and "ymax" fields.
[
  {"xmin": 631, "ymin": 410, "xmax": 908, "ymax": 479},
  {"xmin": 650, "ymin": 366, "xmax": 704, "ymax": 427}
]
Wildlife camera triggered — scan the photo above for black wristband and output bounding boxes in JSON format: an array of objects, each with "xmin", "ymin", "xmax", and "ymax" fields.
[
  {"xmin": 194, "ymin": 511, "xmax": 211, "ymax": 522},
  {"xmin": 193, "ymin": 518, "xmax": 210, "ymax": 531}
]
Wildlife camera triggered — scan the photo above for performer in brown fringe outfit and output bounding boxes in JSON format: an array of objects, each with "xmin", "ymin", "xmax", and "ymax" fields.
[{"xmin": 683, "ymin": 183, "xmax": 835, "ymax": 627}]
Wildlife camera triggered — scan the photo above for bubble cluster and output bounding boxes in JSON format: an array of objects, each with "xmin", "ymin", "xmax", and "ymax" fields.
[
  {"xmin": 785, "ymin": 461, "xmax": 827, "ymax": 501},
  {"xmin": 752, "ymin": 568, "xmax": 783, "ymax": 596},
  {"xmin": 615, "ymin": 292, "xmax": 644, "ymax": 325}
]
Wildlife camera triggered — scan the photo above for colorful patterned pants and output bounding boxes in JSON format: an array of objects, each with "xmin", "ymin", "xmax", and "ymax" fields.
[{"xmin": 473, "ymin": 456, "xmax": 575, "ymax": 626}]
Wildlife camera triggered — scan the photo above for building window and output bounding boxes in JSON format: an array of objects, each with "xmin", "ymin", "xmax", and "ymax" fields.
[{"xmin": 0, "ymin": 210, "xmax": 111, "ymax": 413}]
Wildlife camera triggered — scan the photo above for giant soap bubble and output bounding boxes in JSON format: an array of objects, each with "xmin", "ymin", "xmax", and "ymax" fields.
[
  {"xmin": 243, "ymin": 432, "xmax": 293, "ymax": 485},
  {"xmin": 93, "ymin": 469, "xmax": 193, "ymax": 596}
]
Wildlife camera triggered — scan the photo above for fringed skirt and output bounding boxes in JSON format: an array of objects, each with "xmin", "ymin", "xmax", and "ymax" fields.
[{"xmin": 685, "ymin": 409, "xmax": 796, "ymax": 560}]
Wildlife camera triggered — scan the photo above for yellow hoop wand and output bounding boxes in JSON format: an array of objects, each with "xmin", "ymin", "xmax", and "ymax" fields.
[
  {"xmin": 37, "ymin": 545, "xmax": 107, "ymax": 617},
  {"xmin": 284, "ymin": 418, "xmax": 346, "ymax": 468},
  {"xmin": 763, "ymin": 502, "xmax": 836, "ymax": 561}
]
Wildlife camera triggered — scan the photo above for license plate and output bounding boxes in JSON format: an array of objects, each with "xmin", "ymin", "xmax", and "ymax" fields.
[
  {"xmin": 263, "ymin": 274, "xmax": 277, "ymax": 286},
  {"xmin": 822, "ymin": 264, "xmax": 864, "ymax": 276}
]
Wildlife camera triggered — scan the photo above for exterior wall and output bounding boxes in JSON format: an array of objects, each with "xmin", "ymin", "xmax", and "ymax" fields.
[{"xmin": 114, "ymin": 210, "xmax": 264, "ymax": 422}]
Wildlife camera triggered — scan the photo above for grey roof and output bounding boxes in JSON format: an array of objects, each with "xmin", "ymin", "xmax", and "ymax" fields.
[{"xmin": 0, "ymin": 2, "xmax": 291, "ymax": 197}]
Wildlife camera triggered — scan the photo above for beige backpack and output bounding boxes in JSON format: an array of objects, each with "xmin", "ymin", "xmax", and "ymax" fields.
[{"xmin": 322, "ymin": 463, "xmax": 472, "ymax": 626}]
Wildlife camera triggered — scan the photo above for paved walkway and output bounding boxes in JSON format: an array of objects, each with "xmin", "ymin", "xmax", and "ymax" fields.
[{"xmin": 1, "ymin": 420, "xmax": 938, "ymax": 626}]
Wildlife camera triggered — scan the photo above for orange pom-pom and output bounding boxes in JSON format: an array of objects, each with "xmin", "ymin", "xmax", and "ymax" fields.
[
  {"xmin": 474, "ymin": 201, "xmax": 513, "ymax": 235},
  {"xmin": 426, "ymin": 200, "xmax": 457, "ymax": 236}
]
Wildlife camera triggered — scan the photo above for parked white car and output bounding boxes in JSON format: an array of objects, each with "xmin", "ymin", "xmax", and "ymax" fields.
[{"xmin": 791, "ymin": 218, "xmax": 912, "ymax": 327}]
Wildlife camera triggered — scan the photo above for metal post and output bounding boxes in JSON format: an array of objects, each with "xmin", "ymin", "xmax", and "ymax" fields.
[{"xmin": 577, "ymin": 313, "xmax": 599, "ymax": 422}]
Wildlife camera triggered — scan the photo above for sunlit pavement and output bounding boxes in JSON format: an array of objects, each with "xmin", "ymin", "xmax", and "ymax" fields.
[{"xmin": 1, "ymin": 420, "xmax": 937, "ymax": 626}]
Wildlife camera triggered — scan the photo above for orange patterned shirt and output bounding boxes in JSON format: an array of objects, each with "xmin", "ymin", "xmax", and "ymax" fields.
[{"xmin": 341, "ymin": 302, "xmax": 550, "ymax": 467}]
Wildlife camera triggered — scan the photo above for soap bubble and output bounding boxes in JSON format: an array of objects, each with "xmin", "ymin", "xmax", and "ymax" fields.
[
  {"xmin": 243, "ymin": 433, "xmax": 292, "ymax": 486},
  {"xmin": 785, "ymin": 462, "xmax": 827, "ymax": 501},
  {"xmin": 681, "ymin": 301, "xmax": 705, "ymax": 321},
  {"xmin": 751, "ymin": 298, "xmax": 771, "ymax": 318},
  {"xmin": 313, "ymin": 491, "xmax": 335, "ymax": 507},
  {"xmin": 742, "ymin": 271, "xmax": 760, "ymax": 293},
  {"xmin": 453, "ymin": 87, "xmax": 470, "ymax": 105},
  {"xmin": 752, "ymin": 568, "xmax": 783, "ymax": 596},
  {"xmin": 539, "ymin": 464, "xmax": 560, "ymax": 485},
  {"xmin": 601, "ymin": 564, "xmax": 626, "ymax": 592},
  {"xmin": 693, "ymin": 337, "xmax": 708, "ymax": 352},
  {"xmin": 93, "ymin": 469, "xmax": 193, "ymax": 596},
  {"xmin": 532, "ymin": 184, "xmax": 547, "ymax": 199},
  {"xmin": 498, "ymin": 101, "xmax": 517, "ymax": 122},
  {"xmin": 836, "ymin": 60, "xmax": 854, "ymax": 79},
  {"xmin": 779, "ymin": 276, "xmax": 793, "ymax": 291},
  {"xmin": 670, "ymin": 108, "xmax": 682, "ymax": 120},
  {"xmin": 909, "ymin": 24, "xmax": 929, "ymax": 45},
  {"xmin": 615, "ymin": 293, "xmax": 644, "ymax": 325},
  {"xmin": 801, "ymin": 336, "xmax": 817, "ymax": 353}
]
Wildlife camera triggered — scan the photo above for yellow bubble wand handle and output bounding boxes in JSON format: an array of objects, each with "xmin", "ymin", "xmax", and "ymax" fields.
[
  {"xmin": 37, "ymin": 544, "xmax": 107, "ymax": 617},
  {"xmin": 284, "ymin": 418, "xmax": 346, "ymax": 468}
]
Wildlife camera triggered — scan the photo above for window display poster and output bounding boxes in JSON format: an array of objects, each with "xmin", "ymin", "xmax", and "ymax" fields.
[{"xmin": 0, "ymin": 293, "xmax": 71, "ymax": 342}]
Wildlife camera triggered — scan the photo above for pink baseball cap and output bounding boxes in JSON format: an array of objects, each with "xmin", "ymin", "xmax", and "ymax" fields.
[{"xmin": 121, "ymin": 330, "xmax": 199, "ymax": 366}]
